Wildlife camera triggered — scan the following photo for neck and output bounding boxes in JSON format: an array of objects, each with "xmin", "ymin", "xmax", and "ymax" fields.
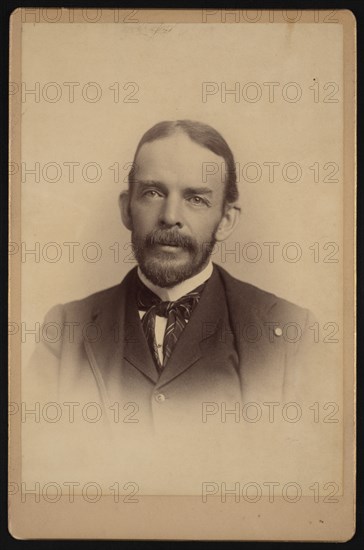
[{"xmin": 137, "ymin": 261, "xmax": 213, "ymax": 301}]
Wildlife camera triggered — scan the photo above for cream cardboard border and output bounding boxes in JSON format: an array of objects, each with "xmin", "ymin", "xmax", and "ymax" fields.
[{"xmin": 8, "ymin": 8, "xmax": 356, "ymax": 541}]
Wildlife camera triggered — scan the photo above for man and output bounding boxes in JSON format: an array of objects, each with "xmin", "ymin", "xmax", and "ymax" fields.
[{"xmin": 27, "ymin": 120, "xmax": 315, "ymax": 427}]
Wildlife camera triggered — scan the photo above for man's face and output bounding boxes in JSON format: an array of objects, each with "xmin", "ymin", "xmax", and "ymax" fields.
[{"xmin": 126, "ymin": 132, "xmax": 228, "ymax": 287}]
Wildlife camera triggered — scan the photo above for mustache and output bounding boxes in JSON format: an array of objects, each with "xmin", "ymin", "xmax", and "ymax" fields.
[{"xmin": 146, "ymin": 229, "xmax": 196, "ymax": 250}]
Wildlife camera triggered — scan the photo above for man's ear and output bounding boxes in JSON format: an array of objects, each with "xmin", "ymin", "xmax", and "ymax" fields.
[
  {"xmin": 215, "ymin": 204, "xmax": 241, "ymax": 242},
  {"xmin": 119, "ymin": 191, "xmax": 133, "ymax": 231}
]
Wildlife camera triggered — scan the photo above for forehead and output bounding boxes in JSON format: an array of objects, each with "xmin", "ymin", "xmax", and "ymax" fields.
[{"xmin": 134, "ymin": 132, "xmax": 225, "ymax": 187}]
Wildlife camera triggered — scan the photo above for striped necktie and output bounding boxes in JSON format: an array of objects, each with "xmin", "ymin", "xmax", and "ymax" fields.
[{"xmin": 136, "ymin": 280, "xmax": 206, "ymax": 372}]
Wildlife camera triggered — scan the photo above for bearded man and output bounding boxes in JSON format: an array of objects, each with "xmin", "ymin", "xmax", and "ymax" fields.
[{"xmin": 27, "ymin": 120, "xmax": 315, "ymax": 425}]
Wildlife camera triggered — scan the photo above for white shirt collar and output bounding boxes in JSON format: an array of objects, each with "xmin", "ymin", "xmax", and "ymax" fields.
[{"xmin": 137, "ymin": 260, "xmax": 213, "ymax": 302}]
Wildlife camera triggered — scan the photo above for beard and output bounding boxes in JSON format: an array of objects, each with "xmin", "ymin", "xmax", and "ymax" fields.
[{"xmin": 131, "ymin": 227, "xmax": 217, "ymax": 288}]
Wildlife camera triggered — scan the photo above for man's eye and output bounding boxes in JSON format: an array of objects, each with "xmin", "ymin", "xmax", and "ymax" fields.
[
  {"xmin": 188, "ymin": 196, "xmax": 208, "ymax": 206},
  {"xmin": 143, "ymin": 190, "xmax": 161, "ymax": 198}
]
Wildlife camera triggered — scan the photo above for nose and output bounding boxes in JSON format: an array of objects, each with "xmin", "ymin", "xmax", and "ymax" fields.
[{"xmin": 159, "ymin": 196, "xmax": 183, "ymax": 228}]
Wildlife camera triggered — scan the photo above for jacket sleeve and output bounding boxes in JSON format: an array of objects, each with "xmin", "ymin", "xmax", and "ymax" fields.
[
  {"xmin": 282, "ymin": 306, "xmax": 328, "ymax": 402},
  {"xmin": 23, "ymin": 304, "xmax": 65, "ymax": 403}
]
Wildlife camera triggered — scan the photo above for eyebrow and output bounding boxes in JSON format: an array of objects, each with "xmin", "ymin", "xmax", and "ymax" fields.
[
  {"xmin": 134, "ymin": 179, "xmax": 163, "ymax": 189},
  {"xmin": 184, "ymin": 187, "xmax": 213, "ymax": 195},
  {"xmin": 134, "ymin": 180, "xmax": 213, "ymax": 195}
]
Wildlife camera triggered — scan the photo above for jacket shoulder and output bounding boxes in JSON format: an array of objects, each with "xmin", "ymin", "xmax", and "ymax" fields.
[
  {"xmin": 43, "ymin": 277, "xmax": 130, "ymax": 326},
  {"xmin": 61, "ymin": 268, "xmax": 137, "ymax": 320},
  {"xmin": 63, "ymin": 283, "xmax": 122, "ymax": 318},
  {"xmin": 215, "ymin": 264, "xmax": 311, "ymax": 324}
]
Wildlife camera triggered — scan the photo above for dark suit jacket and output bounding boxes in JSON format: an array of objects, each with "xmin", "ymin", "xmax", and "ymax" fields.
[{"xmin": 26, "ymin": 264, "xmax": 315, "ymax": 426}]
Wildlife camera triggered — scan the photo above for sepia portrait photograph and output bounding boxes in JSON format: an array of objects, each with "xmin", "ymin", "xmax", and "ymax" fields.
[{"xmin": 8, "ymin": 7, "xmax": 356, "ymax": 541}]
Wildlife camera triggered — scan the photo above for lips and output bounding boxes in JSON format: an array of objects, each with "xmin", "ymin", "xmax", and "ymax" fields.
[
  {"xmin": 156, "ymin": 243, "xmax": 184, "ymax": 252},
  {"xmin": 156, "ymin": 242, "xmax": 181, "ymax": 247}
]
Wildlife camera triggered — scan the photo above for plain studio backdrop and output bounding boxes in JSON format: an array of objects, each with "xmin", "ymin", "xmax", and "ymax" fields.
[
  {"xmin": 12, "ymin": 15, "xmax": 349, "ymax": 506},
  {"xmin": 19, "ymin": 22, "xmax": 343, "ymax": 363}
]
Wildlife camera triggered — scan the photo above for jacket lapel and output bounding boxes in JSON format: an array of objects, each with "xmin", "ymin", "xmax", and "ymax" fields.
[
  {"xmin": 84, "ymin": 272, "xmax": 128, "ymax": 400},
  {"xmin": 122, "ymin": 274, "xmax": 160, "ymax": 384},
  {"xmin": 216, "ymin": 264, "xmax": 286, "ymax": 400},
  {"xmin": 84, "ymin": 268, "xmax": 159, "ymax": 400},
  {"xmin": 156, "ymin": 267, "xmax": 225, "ymax": 388}
]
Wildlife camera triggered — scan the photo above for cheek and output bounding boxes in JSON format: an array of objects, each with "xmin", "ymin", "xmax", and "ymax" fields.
[
  {"xmin": 130, "ymin": 204, "xmax": 159, "ymax": 233},
  {"xmin": 189, "ymin": 213, "xmax": 221, "ymax": 238}
]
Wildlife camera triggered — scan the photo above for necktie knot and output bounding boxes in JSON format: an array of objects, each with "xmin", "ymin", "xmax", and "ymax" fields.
[
  {"xmin": 153, "ymin": 294, "xmax": 198, "ymax": 320},
  {"xmin": 137, "ymin": 283, "xmax": 204, "ymax": 320},
  {"xmin": 154, "ymin": 300, "xmax": 173, "ymax": 318},
  {"xmin": 136, "ymin": 277, "xmax": 206, "ymax": 371}
]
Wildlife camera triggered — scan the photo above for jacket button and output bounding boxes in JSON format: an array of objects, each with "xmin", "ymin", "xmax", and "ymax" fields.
[
  {"xmin": 274, "ymin": 327, "xmax": 283, "ymax": 337},
  {"xmin": 155, "ymin": 393, "xmax": 166, "ymax": 403}
]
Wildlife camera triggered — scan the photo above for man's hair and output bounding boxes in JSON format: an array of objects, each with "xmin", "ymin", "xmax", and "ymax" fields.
[{"xmin": 128, "ymin": 120, "xmax": 239, "ymax": 205}]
